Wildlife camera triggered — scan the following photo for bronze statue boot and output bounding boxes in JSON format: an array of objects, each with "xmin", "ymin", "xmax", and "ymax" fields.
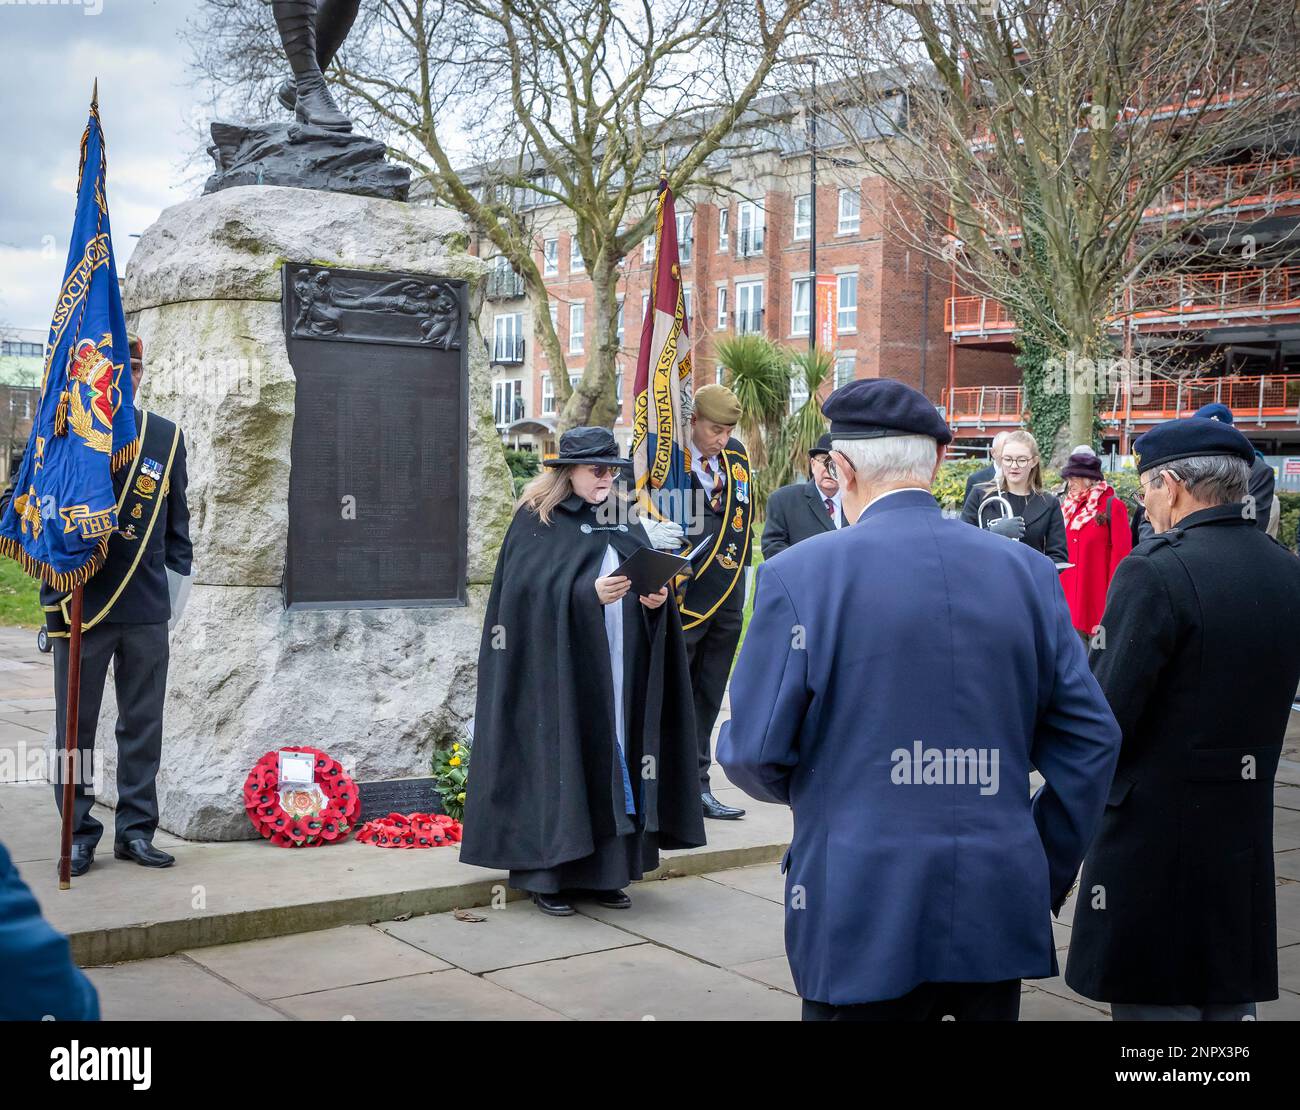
[{"xmin": 292, "ymin": 73, "xmax": 352, "ymax": 132}]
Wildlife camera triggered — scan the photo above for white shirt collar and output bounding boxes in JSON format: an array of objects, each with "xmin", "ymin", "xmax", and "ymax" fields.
[{"xmin": 862, "ymin": 486, "xmax": 926, "ymax": 513}]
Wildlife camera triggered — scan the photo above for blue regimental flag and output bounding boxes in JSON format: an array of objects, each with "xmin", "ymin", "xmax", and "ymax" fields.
[{"xmin": 0, "ymin": 90, "xmax": 137, "ymax": 590}]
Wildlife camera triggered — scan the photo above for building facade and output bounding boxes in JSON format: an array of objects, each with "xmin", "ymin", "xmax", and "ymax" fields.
[{"xmin": 0, "ymin": 327, "xmax": 44, "ymax": 484}]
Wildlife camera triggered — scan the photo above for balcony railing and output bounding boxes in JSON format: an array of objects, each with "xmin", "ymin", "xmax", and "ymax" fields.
[
  {"xmin": 946, "ymin": 266, "xmax": 1300, "ymax": 339},
  {"xmin": 736, "ymin": 228, "xmax": 765, "ymax": 258},
  {"xmin": 1137, "ymin": 157, "xmax": 1300, "ymax": 218},
  {"xmin": 943, "ymin": 373, "xmax": 1300, "ymax": 429},
  {"xmin": 492, "ymin": 337, "xmax": 526, "ymax": 364},
  {"xmin": 486, "ymin": 270, "xmax": 526, "ymax": 299}
]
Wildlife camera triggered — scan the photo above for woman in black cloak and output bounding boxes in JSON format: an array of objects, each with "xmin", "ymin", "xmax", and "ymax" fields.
[{"xmin": 459, "ymin": 427, "xmax": 707, "ymax": 915}]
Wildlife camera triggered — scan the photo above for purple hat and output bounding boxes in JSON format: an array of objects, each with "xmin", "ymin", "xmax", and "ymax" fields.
[{"xmin": 1060, "ymin": 451, "xmax": 1103, "ymax": 481}]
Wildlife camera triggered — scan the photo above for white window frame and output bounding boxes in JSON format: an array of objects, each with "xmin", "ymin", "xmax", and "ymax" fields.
[
  {"xmin": 643, "ymin": 236, "xmax": 655, "ymax": 263},
  {"xmin": 834, "ymin": 353, "xmax": 855, "ymax": 389},
  {"xmin": 791, "ymin": 276, "xmax": 811, "ymax": 337},
  {"xmin": 542, "ymin": 238, "xmax": 558, "ymax": 276},
  {"xmin": 541, "ymin": 373, "xmax": 556, "ymax": 415},
  {"xmin": 683, "ymin": 286, "xmax": 693, "ymax": 326},
  {"xmin": 492, "ymin": 312, "xmax": 524, "ymax": 362},
  {"xmin": 837, "ymin": 187, "xmax": 861, "ymax": 235},
  {"xmin": 837, "ymin": 272, "xmax": 858, "ymax": 333},
  {"xmin": 716, "ymin": 286, "xmax": 728, "ymax": 329},
  {"xmin": 717, "ymin": 206, "xmax": 729, "ymax": 250},
  {"xmin": 616, "ymin": 297, "xmax": 625, "ymax": 343},
  {"xmin": 569, "ymin": 302, "xmax": 585, "ymax": 353},
  {"xmin": 677, "ymin": 211, "xmax": 694, "ymax": 264},
  {"xmin": 738, "ymin": 200, "xmax": 765, "ymax": 256},
  {"xmin": 569, "ymin": 234, "xmax": 585, "ymax": 273},
  {"xmin": 493, "ymin": 378, "xmax": 523, "ymax": 426},
  {"xmin": 793, "ymin": 193, "xmax": 812, "ymax": 241},
  {"xmin": 789, "ymin": 372, "xmax": 809, "ymax": 414},
  {"xmin": 735, "ymin": 280, "xmax": 764, "ymax": 334}
]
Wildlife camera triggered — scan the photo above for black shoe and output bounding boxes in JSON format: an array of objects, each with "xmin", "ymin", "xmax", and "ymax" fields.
[
  {"xmin": 531, "ymin": 891, "xmax": 575, "ymax": 917},
  {"xmin": 702, "ymin": 791, "xmax": 745, "ymax": 820},
  {"xmin": 113, "ymin": 839, "xmax": 175, "ymax": 868},
  {"xmin": 58, "ymin": 843, "xmax": 95, "ymax": 878},
  {"xmin": 593, "ymin": 889, "xmax": 631, "ymax": 909}
]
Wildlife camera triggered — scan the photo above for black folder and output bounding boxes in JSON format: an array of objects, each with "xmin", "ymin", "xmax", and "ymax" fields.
[{"xmin": 611, "ymin": 546, "xmax": 691, "ymax": 595}]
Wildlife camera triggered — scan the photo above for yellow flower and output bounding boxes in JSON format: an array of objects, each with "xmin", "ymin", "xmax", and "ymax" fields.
[
  {"xmin": 456, "ymin": 792, "xmax": 466, "ymax": 802},
  {"xmin": 449, "ymin": 755, "xmax": 461, "ymax": 767},
  {"xmin": 452, "ymin": 743, "xmax": 460, "ymax": 753}
]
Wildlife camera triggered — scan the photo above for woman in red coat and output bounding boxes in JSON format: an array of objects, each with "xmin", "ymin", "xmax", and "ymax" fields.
[{"xmin": 1058, "ymin": 450, "xmax": 1132, "ymax": 642}]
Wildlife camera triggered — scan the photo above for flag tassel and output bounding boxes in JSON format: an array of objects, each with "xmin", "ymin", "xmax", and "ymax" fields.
[{"xmin": 53, "ymin": 390, "xmax": 70, "ymax": 436}]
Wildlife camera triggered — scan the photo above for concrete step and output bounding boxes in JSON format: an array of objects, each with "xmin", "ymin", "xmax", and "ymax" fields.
[{"xmin": 0, "ymin": 779, "xmax": 789, "ymax": 966}]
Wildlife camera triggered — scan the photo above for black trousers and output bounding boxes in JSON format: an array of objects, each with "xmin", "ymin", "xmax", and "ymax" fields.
[
  {"xmin": 802, "ymin": 980, "xmax": 1022, "ymax": 1022},
  {"xmin": 683, "ymin": 600, "xmax": 743, "ymax": 791},
  {"xmin": 52, "ymin": 621, "xmax": 169, "ymax": 849}
]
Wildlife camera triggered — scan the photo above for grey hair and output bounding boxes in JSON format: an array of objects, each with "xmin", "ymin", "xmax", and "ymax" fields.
[
  {"xmin": 832, "ymin": 434, "xmax": 939, "ymax": 486},
  {"xmin": 1143, "ymin": 454, "xmax": 1249, "ymax": 505}
]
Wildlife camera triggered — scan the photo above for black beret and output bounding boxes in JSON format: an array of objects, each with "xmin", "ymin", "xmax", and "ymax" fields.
[
  {"xmin": 809, "ymin": 432, "xmax": 834, "ymax": 458},
  {"xmin": 821, "ymin": 378, "xmax": 952, "ymax": 445},
  {"xmin": 1132, "ymin": 416, "xmax": 1256, "ymax": 474}
]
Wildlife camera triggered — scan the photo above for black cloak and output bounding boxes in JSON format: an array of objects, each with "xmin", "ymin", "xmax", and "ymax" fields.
[{"xmin": 459, "ymin": 493, "xmax": 706, "ymax": 872}]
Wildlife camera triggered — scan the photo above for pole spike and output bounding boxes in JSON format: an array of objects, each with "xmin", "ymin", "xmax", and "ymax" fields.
[{"xmin": 91, "ymin": 78, "xmax": 98, "ymax": 110}]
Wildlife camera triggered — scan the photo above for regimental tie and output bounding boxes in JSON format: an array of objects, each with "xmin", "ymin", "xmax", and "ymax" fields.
[
  {"xmin": 704, "ymin": 456, "xmax": 725, "ymax": 512},
  {"xmin": 825, "ymin": 496, "xmax": 837, "ymax": 521}
]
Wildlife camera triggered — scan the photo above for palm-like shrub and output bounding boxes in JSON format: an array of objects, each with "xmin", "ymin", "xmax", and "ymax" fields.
[
  {"xmin": 714, "ymin": 333, "xmax": 789, "ymax": 470},
  {"xmin": 769, "ymin": 347, "xmax": 833, "ymax": 491}
]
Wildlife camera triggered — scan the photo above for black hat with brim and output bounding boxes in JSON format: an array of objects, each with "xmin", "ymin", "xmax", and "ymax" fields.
[
  {"xmin": 543, "ymin": 426, "xmax": 632, "ymax": 469},
  {"xmin": 809, "ymin": 432, "xmax": 834, "ymax": 458},
  {"xmin": 1133, "ymin": 416, "xmax": 1256, "ymax": 474},
  {"xmin": 821, "ymin": 378, "xmax": 953, "ymax": 446}
]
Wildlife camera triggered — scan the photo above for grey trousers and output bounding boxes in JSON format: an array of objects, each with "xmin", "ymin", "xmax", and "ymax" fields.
[
  {"xmin": 1111, "ymin": 1001, "xmax": 1258, "ymax": 1021},
  {"xmin": 52, "ymin": 622, "xmax": 169, "ymax": 849}
]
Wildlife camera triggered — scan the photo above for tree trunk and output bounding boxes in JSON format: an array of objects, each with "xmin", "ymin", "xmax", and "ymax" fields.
[{"xmin": 559, "ymin": 257, "xmax": 621, "ymax": 431}]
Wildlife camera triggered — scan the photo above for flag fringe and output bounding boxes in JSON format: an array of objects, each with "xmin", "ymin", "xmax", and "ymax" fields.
[
  {"xmin": 111, "ymin": 436, "xmax": 140, "ymax": 472},
  {"xmin": 0, "ymin": 533, "xmax": 111, "ymax": 593},
  {"xmin": 54, "ymin": 391, "xmax": 70, "ymax": 436}
]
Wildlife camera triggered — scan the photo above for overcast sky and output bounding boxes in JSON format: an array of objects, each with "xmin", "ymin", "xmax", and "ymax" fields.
[{"xmin": 0, "ymin": 0, "xmax": 207, "ymax": 331}]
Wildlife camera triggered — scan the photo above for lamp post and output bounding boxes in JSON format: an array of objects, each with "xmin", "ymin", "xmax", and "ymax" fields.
[{"xmin": 794, "ymin": 55, "xmax": 819, "ymax": 353}]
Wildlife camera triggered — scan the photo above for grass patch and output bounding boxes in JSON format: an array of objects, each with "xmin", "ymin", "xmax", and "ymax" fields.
[{"xmin": 0, "ymin": 557, "xmax": 43, "ymax": 628}]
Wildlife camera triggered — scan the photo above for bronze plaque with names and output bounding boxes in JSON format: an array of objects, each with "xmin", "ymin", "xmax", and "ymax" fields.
[{"xmin": 281, "ymin": 264, "xmax": 467, "ymax": 609}]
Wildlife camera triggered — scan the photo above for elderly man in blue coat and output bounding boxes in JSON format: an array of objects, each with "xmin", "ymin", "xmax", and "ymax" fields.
[
  {"xmin": 0, "ymin": 839, "xmax": 99, "ymax": 1020},
  {"xmin": 718, "ymin": 379, "xmax": 1122, "ymax": 1021}
]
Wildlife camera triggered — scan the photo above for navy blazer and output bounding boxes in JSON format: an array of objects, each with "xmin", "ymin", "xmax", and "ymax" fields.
[
  {"xmin": 0, "ymin": 840, "xmax": 99, "ymax": 1020},
  {"xmin": 717, "ymin": 488, "xmax": 1121, "ymax": 1005}
]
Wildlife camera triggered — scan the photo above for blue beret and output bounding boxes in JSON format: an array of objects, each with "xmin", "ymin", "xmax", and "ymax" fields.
[
  {"xmin": 1133, "ymin": 416, "xmax": 1255, "ymax": 473},
  {"xmin": 821, "ymin": 378, "xmax": 952, "ymax": 445},
  {"xmin": 1193, "ymin": 402, "xmax": 1234, "ymax": 424}
]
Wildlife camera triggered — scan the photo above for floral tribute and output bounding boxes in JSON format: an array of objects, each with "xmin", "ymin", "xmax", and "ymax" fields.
[
  {"xmin": 355, "ymin": 812, "xmax": 463, "ymax": 849},
  {"xmin": 242, "ymin": 746, "xmax": 359, "ymax": 848}
]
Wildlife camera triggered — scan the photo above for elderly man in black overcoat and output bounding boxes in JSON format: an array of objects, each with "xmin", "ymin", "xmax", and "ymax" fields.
[{"xmin": 1065, "ymin": 416, "xmax": 1300, "ymax": 1020}]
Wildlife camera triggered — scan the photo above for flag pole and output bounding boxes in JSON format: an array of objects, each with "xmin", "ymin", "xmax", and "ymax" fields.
[{"xmin": 57, "ymin": 586, "xmax": 85, "ymax": 890}]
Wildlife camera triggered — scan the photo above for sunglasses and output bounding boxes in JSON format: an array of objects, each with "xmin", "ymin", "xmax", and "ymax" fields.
[{"xmin": 586, "ymin": 465, "xmax": 618, "ymax": 478}]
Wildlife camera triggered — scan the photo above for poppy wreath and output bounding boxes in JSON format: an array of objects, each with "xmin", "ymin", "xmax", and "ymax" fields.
[
  {"xmin": 355, "ymin": 812, "xmax": 464, "ymax": 849},
  {"xmin": 242, "ymin": 746, "xmax": 359, "ymax": 848}
]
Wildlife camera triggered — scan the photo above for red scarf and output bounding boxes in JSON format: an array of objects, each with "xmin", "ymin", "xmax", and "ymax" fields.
[{"xmin": 1062, "ymin": 482, "xmax": 1111, "ymax": 531}]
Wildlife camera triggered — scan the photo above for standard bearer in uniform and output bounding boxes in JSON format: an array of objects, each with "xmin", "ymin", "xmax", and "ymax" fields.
[{"xmin": 680, "ymin": 384, "xmax": 752, "ymax": 820}]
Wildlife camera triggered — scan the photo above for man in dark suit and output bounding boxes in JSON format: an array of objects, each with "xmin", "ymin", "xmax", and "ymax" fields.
[
  {"xmin": 680, "ymin": 384, "xmax": 752, "ymax": 821},
  {"xmin": 2, "ymin": 335, "xmax": 192, "ymax": 877},
  {"xmin": 718, "ymin": 379, "xmax": 1121, "ymax": 1020},
  {"xmin": 1066, "ymin": 417, "xmax": 1300, "ymax": 1020},
  {"xmin": 761, "ymin": 433, "xmax": 845, "ymax": 559}
]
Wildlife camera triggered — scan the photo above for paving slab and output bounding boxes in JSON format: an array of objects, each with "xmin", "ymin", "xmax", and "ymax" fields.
[
  {"xmin": 730, "ymin": 955, "xmax": 797, "ymax": 994},
  {"xmin": 183, "ymin": 924, "xmax": 451, "ymax": 999},
  {"xmin": 85, "ymin": 955, "xmax": 286, "ymax": 1021},
  {"xmin": 578, "ymin": 874, "xmax": 786, "ymax": 968},
  {"xmin": 379, "ymin": 897, "xmax": 640, "ymax": 974},
  {"xmin": 485, "ymin": 943, "xmax": 799, "ymax": 1021},
  {"xmin": 1019, "ymin": 986, "xmax": 1109, "ymax": 1021},
  {"xmin": 700, "ymin": 862, "xmax": 786, "ymax": 904},
  {"xmin": 274, "ymin": 967, "xmax": 566, "ymax": 1021}
]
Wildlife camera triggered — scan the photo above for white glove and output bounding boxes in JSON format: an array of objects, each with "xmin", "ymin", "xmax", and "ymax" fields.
[
  {"xmin": 167, "ymin": 568, "xmax": 192, "ymax": 631},
  {"xmin": 641, "ymin": 517, "xmax": 685, "ymax": 551}
]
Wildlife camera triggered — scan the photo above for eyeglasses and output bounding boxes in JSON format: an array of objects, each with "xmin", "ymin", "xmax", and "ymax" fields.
[
  {"xmin": 1001, "ymin": 456, "xmax": 1034, "ymax": 468},
  {"xmin": 586, "ymin": 465, "xmax": 617, "ymax": 478},
  {"xmin": 823, "ymin": 452, "xmax": 856, "ymax": 481}
]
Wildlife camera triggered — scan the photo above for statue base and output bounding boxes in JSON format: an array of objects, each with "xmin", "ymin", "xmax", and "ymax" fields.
[
  {"xmin": 103, "ymin": 185, "xmax": 513, "ymax": 840},
  {"xmin": 205, "ymin": 121, "xmax": 411, "ymax": 202}
]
